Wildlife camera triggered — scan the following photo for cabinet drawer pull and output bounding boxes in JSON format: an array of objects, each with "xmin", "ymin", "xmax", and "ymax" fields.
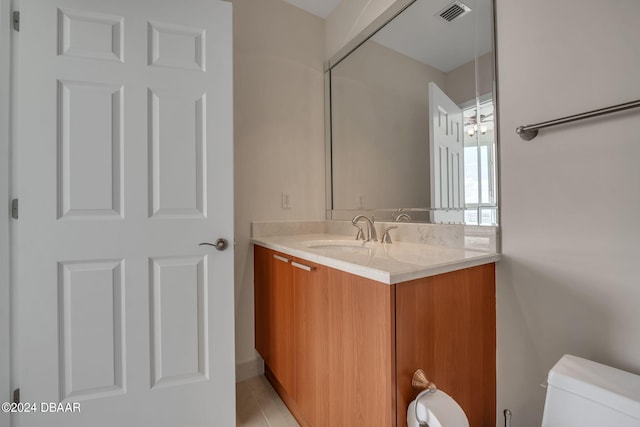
[
  {"xmin": 273, "ymin": 254, "xmax": 290, "ymax": 263},
  {"xmin": 291, "ymin": 261, "xmax": 315, "ymax": 272}
]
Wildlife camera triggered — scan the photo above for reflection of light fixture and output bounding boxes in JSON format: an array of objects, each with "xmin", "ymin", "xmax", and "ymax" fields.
[
  {"xmin": 464, "ymin": 99, "xmax": 494, "ymax": 138},
  {"xmin": 467, "ymin": 124, "xmax": 488, "ymax": 137}
]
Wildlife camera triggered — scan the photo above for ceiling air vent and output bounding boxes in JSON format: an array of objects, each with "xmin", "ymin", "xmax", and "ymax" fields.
[{"xmin": 436, "ymin": 1, "xmax": 471, "ymax": 22}]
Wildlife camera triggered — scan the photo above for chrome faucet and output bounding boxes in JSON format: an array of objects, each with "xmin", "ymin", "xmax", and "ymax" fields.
[
  {"xmin": 392, "ymin": 208, "xmax": 412, "ymax": 222},
  {"xmin": 352, "ymin": 215, "xmax": 377, "ymax": 242},
  {"xmin": 381, "ymin": 225, "xmax": 398, "ymax": 244}
]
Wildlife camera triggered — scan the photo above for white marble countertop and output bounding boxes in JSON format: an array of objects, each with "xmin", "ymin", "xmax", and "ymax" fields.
[{"xmin": 251, "ymin": 233, "xmax": 500, "ymax": 285}]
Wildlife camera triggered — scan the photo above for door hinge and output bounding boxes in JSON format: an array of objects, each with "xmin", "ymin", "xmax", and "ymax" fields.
[
  {"xmin": 12, "ymin": 388, "xmax": 20, "ymax": 404},
  {"xmin": 12, "ymin": 11, "xmax": 19, "ymax": 31},
  {"xmin": 11, "ymin": 199, "xmax": 18, "ymax": 219}
]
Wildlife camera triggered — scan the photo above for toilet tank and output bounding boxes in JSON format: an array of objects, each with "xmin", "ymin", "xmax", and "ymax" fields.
[{"xmin": 541, "ymin": 354, "xmax": 640, "ymax": 427}]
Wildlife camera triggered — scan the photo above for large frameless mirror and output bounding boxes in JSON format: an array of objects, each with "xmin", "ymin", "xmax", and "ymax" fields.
[{"xmin": 326, "ymin": 0, "xmax": 498, "ymax": 225}]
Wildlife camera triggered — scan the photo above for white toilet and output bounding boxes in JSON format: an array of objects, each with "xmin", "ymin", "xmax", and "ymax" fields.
[
  {"xmin": 541, "ymin": 354, "xmax": 640, "ymax": 426},
  {"xmin": 407, "ymin": 354, "xmax": 640, "ymax": 427}
]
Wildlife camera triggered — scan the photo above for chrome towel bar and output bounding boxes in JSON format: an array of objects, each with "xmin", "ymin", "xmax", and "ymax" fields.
[{"xmin": 516, "ymin": 99, "xmax": 640, "ymax": 141}]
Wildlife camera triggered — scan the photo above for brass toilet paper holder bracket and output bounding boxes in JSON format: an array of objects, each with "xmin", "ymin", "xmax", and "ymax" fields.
[{"xmin": 412, "ymin": 369, "xmax": 437, "ymax": 394}]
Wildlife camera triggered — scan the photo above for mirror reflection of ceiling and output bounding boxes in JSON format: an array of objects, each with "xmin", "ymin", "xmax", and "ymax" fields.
[
  {"xmin": 284, "ymin": 0, "xmax": 341, "ymax": 18},
  {"xmin": 371, "ymin": 0, "xmax": 493, "ymax": 72}
]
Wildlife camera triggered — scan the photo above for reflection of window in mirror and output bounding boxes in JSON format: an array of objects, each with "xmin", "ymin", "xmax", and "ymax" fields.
[{"xmin": 462, "ymin": 96, "xmax": 497, "ymax": 225}]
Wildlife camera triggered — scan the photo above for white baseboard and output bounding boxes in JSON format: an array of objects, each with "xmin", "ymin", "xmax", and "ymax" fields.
[{"xmin": 236, "ymin": 357, "xmax": 264, "ymax": 383}]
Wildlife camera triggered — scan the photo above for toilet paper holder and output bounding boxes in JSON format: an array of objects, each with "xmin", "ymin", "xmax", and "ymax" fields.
[
  {"xmin": 411, "ymin": 369, "xmax": 438, "ymax": 426},
  {"xmin": 412, "ymin": 369, "xmax": 437, "ymax": 394}
]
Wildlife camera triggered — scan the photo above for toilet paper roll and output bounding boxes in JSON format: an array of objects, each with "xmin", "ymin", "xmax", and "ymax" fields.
[{"xmin": 407, "ymin": 389, "xmax": 469, "ymax": 427}]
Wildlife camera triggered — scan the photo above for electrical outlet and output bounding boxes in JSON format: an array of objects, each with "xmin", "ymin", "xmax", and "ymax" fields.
[
  {"xmin": 356, "ymin": 194, "xmax": 365, "ymax": 209},
  {"xmin": 282, "ymin": 192, "xmax": 292, "ymax": 210}
]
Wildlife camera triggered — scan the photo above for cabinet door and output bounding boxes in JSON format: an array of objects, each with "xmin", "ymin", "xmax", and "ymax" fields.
[
  {"xmin": 293, "ymin": 258, "xmax": 330, "ymax": 427},
  {"xmin": 269, "ymin": 251, "xmax": 295, "ymax": 393},
  {"xmin": 254, "ymin": 246, "xmax": 295, "ymax": 393},
  {"xmin": 326, "ymin": 269, "xmax": 395, "ymax": 426},
  {"xmin": 395, "ymin": 263, "xmax": 496, "ymax": 427}
]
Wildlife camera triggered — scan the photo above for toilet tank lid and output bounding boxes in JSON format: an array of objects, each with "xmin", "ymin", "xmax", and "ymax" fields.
[{"xmin": 548, "ymin": 354, "xmax": 640, "ymax": 420}]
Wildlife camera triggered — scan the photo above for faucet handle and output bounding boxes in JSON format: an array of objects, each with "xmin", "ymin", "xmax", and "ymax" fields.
[
  {"xmin": 352, "ymin": 223, "xmax": 365, "ymax": 240},
  {"xmin": 381, "ymin": 225, "xmax": 398, "ymax": 244},
  {"xmin": 394, "ymin": 213, "xmax": 412, "ymax": 222}
]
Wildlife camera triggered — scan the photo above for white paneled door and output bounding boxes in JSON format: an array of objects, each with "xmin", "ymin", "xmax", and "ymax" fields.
[
  {"xmin": 16, "ymin": 0, "xmax": 234, "ymax": 426},
  {"xmin": 429, "ymin": 82, "xmax": 465, "ymax": 223}
]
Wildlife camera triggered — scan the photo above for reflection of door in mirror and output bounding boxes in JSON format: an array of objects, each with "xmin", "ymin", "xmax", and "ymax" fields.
[{"xmin": 429, "ymin": 82, "xmax": 464, "ymax": 223}]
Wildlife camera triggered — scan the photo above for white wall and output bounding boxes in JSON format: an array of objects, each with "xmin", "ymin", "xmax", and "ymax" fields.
[
  {"xmin": 325, "ymin": 0, "xmax": 396, "ymax": 58},
  {"xmin": 496, "ymin": 0, "xmax": 640, "ymax": 424},
  {"xmin": 233, "ymin": 0, "xmax": 326, "ymax": 378},
  {"xmin": 445, "ymin": 52, "xmax": 494, "ymax": 105},
  {"xmin": 331, "ymin": 41, "xmax": 445, "ymax": 210}
]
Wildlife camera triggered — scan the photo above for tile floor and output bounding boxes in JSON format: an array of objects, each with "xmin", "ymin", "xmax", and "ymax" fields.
[{"xmin": 236, "ymin": 375, "xmax": 300, "ymax": 427}]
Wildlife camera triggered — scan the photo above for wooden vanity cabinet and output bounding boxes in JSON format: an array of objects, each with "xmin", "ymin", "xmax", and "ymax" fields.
[
  {"xmin": 254, "ymin": 245, "xmax": 395, "ymax": 426},
  {"xmin": 254, "ymin": 245, "xmax": 495, "ymax": 427}
]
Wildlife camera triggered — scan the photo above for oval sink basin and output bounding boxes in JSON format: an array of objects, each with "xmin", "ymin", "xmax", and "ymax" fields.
[{"xmin": 304, "ymin": 240, "xmax": 372, "ymax": 251}]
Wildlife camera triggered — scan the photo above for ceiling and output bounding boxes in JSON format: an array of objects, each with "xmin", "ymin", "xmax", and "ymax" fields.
[
  {"xmin": 285, "ymin": 0, "xmax": 342, "ymax": 18},
  {"xmin": 372, "ymin": 0, "xmax": 493, "ymax": 72},
  {"xmin": 284, "ymin": 0, "xmax": 493, "ymax": 73}
]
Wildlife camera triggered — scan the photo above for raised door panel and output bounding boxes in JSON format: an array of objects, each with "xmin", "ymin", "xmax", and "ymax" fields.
[
  {"xmin": 148, "ymin": 89, "xmax": 207, "ymax": 219},
  {"xmin": 149, "ymin": 256, "xmax": 208, "ymax": 388},
  {"xmin": 57, "ymin": 80, "xmax": 123, "ymax": 220},
  {"xmin": 58, "ymin": 259, "xmax": 125, "ymax": 400},
  {"xmin": 293, "ymin": 258, "xmax": 330, "ymax": 427},
  {"xmin": 395, "ymin": 263, "xmax": 496, "ymax": 427},
  {"xmin": 326, "ymin": 269, "xmax": 396, "ymax": 427},
  {"xmin": 57, "ymin": 9, "xmax": 124, "ymax": 62},
  {"xmin": 148, "ymin": 21, "xmax": 206, "ymax": 71}
]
